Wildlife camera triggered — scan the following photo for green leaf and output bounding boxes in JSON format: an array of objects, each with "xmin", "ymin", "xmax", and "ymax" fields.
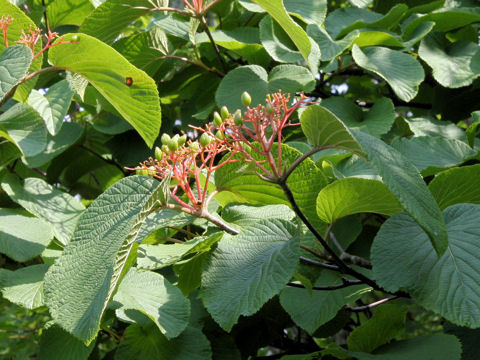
[
  {"xmin": 444, "ymin": 323, "xmax": 480, "ymax": 360},
  {"xmin": 66, "ymin": 71, "xmax": 88, "ymax": 101},
  {"xmin": 221, "ymin": 204, "xmax": 295, "ymax": 227},
  {"xmin": 332, "ymin": 155, "xmax": 379, "ymax": 180},
  {"xmin": 0, "ymin": 208, "xmax": 53, "ymax": 262},
  {"xmin": 137, "ymin": 233, "xmax": 223, "ymax": 270},
  {"xmin": 259, "ymin": 15, "xmax": 320, "ymax": 73},
  {"xmin": 316, "ymin": 178, "xmax": 402, "ymax": 223},
  {"xmin": 352, "ymin": 45, "xmax": 425, "ymax": 102},
  {"xmin": 300, "ymin": 105, "xmax": 363, "ymax": 153},
  {"xmin": 38, "ymin": 324, "xmax": 95, "ymax": 360},
  {"xmin": 215, "ymin": 144, "xmax": 327, "ymax": 232},
  {"xmin": 404, "ymin": 117, "xmax": 465, "ymax": 140},
  {"xmin": 352, "ymin": 130, "xmax": 448, "ymax": 256},
  {"xmin": 391, "ymin": 136, "xmax": 478, "ymax": 176},
  {"xmin": 325, "ymin": 5, "xmax": 408, "ymax": 39},
  {"xmin": 43, "ymin": 176, "xmax": 166, "ymax": 343},
  {"xmin": 1, "ymin": 174, "xmax": 85, "ymax": 246},
  {"xmin": 115, "ymin": 324, "xmax": 212, "ymax": 360},
  {"xmin": 215, "ymin": 65, "xmax": 315, "ymax": 111},
  {"xmin": 48, "ymin": 33, "xmax": 161, "ymax": 148},
  {"xmin": 251, "ymin": 0, "xmax": 311, "ymax": 64},
  {"xmin": 136, "ymin": 209, "xmax": 194, "ymax": 245},
  {"xmin": 419, "ymin": 32, "xmax": 480, "ymax": 88},
  {"xmin": 349, "ymin": 334, "xmax": 461, "ymax": 360},
  {"xmin": 280, "ymin": 270, "xmax": 370, "ymax": 334},
  {"xmin": 429, "ymin": 164, "xmax": 480, "ymax": 210},
  {"xmin": 347, "ymin": 303, "xmax": 409, "ymax": 353},
  {"xmin": 371, "ymin": 204, "xmax": 480, "ymax": 328},
  {"xmin": 0, "ymin": 264, "xmax": 49, "ymax": 309},
  {"xmin": 22, "ymin": 122, "xmax": 83, "ymax": 168},
  {"xmin": 27, "ymin": 80, "xmax": 74, "ymax": 136},
  {"xmin": 112, "ymin": 268, "xmax": 190, "ymax": 339},
  {"xmin": 321, "ymin": 97, "xmax": 396, "ymax": 137},
  {"xmin": 0, "ymin": 140, "xmax": 21, "ymax": 169},
  {"xmin": 0, "ymin": 103, "xmax": 47, "ymax": 157},
  {"xmin": 307, "ymin": 25, "xmax": 359, "ymax": 62},
  {"xmin": 0, "ymin": 45, "xmax": 32, "ymax": 102},
  {"xmin": 79, "ymin": 0, "xmax": 150, "ymax": 44},
  {"xmin": 466, "ymin": 111, "xmax": 480, "ymax": 147},
  {"xmin": 201, "ymin": 219, "xmax": 300, "ymax": 331},
  {"xmin": 47, "ymin": 0, "xmax": 94, "ymax": 28}
]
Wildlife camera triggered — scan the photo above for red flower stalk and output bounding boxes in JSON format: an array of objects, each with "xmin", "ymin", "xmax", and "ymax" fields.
[
  {"xmin": 0, "ymin": 15, "xmax": 13, "ymax": 47},
  {"xmin": 183, "ymin": 0, "xmax": 204, "ymax": 14},
  {"xmin": 16, "ymin": 27, "xmax": 70, "ymax": 59}
]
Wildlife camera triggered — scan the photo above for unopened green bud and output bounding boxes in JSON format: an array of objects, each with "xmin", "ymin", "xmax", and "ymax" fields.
[
  {"xmin": 189, "ymin": 141, "xmax": 200, "ymax": 152},
  {"xmin": 161, "ymin": 144, "xmax": 170, "ymax": 153},
  {"xmin": 167, "ymin": 138, "xmax": 178, "ymax": 151},
  {"xmin": 215, "ymin": 130, "xmax": 224, "ymax": 140},
  {"xmin": 234, "ymin": 110, "xmax": 243, "ymax": 126},
  {"xmin": 241, "ymin": 91, "xmax": 251, "ymax": 107},
  {"xmin": 199, "ymin": 132, "xmax": 212, "ymax": 147},
  {"xmin": 220, "ymin": 105, "xmax": 229, "ymax": 119},
  {"xmin": 147, "ymin": 166, "xmax": 157, "ymax": 176},
  {"xmin": 161, "ymin": 133, "xmax": 171, "ymax": 145},
  {"xmin": 213, "ymin": 111, "xmax": 223, "ymax": 127},
  {"xmin": 178, "ymin": 134, "xmax": 187, "ymax": 146},
  {"xmin": 154, "ymin": 146, "xmax": 163, "ymax": 160},
  {"xmin": 136, "ymin": 168, "xmax": 149, "ymax": 176},
  {"xmin": 265, "ymin": 102, "xmax": 274, "ymax": 114}
]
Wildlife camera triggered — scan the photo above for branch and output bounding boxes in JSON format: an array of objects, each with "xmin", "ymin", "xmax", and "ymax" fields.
[
  {"xmin": 346, "ymin": 296, "xmax": 399, "ymax": 312},
  {"xmin": 299, "ymin": 256, "xmax": 340, "ymax": 271},
  {"xmin": 287, "ymin": 278, "xmax": 363, "ymax": 291},
  {"xmin": 155, "ymin": 55, "xmax": 224, "ymax": 77},
  {"xmin": 199, "ymin": 15, "xmax": 227, "ymax": 72}
]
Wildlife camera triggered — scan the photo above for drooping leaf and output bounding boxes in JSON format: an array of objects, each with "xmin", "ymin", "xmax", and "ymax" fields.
[
  {"xmin": 349, "ymin": 334, "xmax": 462, "ymax": 360},
  {"xmin": 250, "ymin": 0, "xmax": 311, "ymax": 64},
  {"xmin": 38, "ymin": 323, "xmax": 95, "ymax": 360},
  {"xmin": 0, "ymin": 103, "xmax": 47, "ymax": 157},
  {"xmin": 429, "ymin": 164, "xmax": 480, "ymax": 210},
  {"xmin": 79, "ymin": 0, "xmax": 151, "ymax": 44},
  {"xmin": 44, "ymin": 176, "xmax": 166, "ymax": 343},
  {"xmin": 419, "ymin": 32, "xmax": 480, "ymax": 88},
  {"xmin": 215, "ymin": 65, "xmax": 315, "ymax": 111},
  {"xmin": 48, "ymin": 33, "xmax": 161, "ymax": 148},
  {"xmin": 0, "ymin": 208, "xmax": 53, "ymax": 262},
  {"xmin": 316, "ymin": 178, "xmax": 402, "ymax": 223},
  {"xmin": 112, "ymin": 268, "xmax": 190, "ymax": 339},
  {"xmin": 307, "ymin": 25, "xmax": 359, "ymax": 62},
  {"xmin": 352, "ymin": 45, "xmax": 425, "ymax": 102},
  {"xmin": 0, "ymin": 45, "xmax": 32, "ymax": 102},
  {"xmin": 114, "ymin": 324, "xmax": 212, "ymax": 360},
  {"xmin": 22, "ymin": 122, "xmax": 83, "ymax": 168},
  {"xmin": 27, "ymin": 80, "xmax": 74, "ymax": 136},
  {"xmin": 371, "ymin": 204, "xmax": 480, "ymax": 328},
  {"xmin": 391, "ymin": 136, "xmax": 478, "ymax": 176},
  {"xmin": 347, "ymin": 303, "xmax": 409, "ymax": 353},
  {"xmin": 279, "ymin": 270, "xmax": 370, "ymax": 335},
  {"xmin": 201, "ymin": 219, "xmax": 300, "ymax": 331},
  {"xmin": 1, "ymin": 174, "xmax": 85, "ymax": 246},
  {"xmin": 0, "ymin": 264, "xmax": 49, "ymax": 309}
]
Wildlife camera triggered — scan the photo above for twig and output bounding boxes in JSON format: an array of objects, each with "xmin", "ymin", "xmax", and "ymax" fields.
[
  {"xmin": 299, "ymin": 256, "xmax": 339, "ymax": 271},
  {"xmin": 287, "ymin": 278, "xmax": 364, "ymax": 291},
  {"xmin": 199, "ymin": 15, "xmax": 227, "ymax": 72},
  {"xmin": 41, "ymin": 0, "xmax": 50, "ymax": 33},
  {"xmin": 156, "ymin": 55, "xmax": 224, "ymax": 77},
  {"xmin": 77, "ymin": 145, "xmax": 127, "ymax": 174},
  {"xmin": 346, "ymin": 296, "xmax": 399, "ymax": 312}
]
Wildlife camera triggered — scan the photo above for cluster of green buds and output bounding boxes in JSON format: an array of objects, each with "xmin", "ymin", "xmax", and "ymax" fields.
[{"xmin": 131, "ymin": 90, "xmax": 308, "ymax": 208}]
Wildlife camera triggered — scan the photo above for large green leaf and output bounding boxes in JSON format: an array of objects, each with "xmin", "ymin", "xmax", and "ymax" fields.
[
  {"xmin": 201, "ymin": 219, "xmax": 300, "ymax": 331},
  {"xmin": 0, "ymin": 140, "xmax": 21, "ymax": 169},
  {"xmin": 0, "ymin": 208, "xmax": 53, "ymax": 262},
  {"xmin": 352, "ymin": 45, "xmax": 425, "ymax": 102},
  {"xmin": 38, "ymin": 324, "xmax": 95, "ymax": 360},
  {"xmin": 0, "ymin": 45, "xmax": 32, "ymax": 102},
  {"xmin": 47, "ymin": 0, "xmax": 94, "ymax": 28},
  {"xmin": 307, "ymin": 25, "xmax": 359, "ymax": 62},
  {"xmin": 79, "ymin": 0, "xmax": 150, "ymax": 44},
  {"xmin": 419, "ymin": 32, "xmax": 480, "ymax": 88},
  {"xmin": 215, "ymin": 65, "xmax": 315, "ymax": 111},
  {"xmin": 251, "ymin": 0, "xmax": 311, "ymax": 64},
  {"xmin": 48, "ymin": 33, "xmax": 161, "ymax": 148},
  {"xmin": 371, "ymin": 204, "xmax": 480, "ymax": 328},
  {"xmin": 112, "ymin": 268, "xmax": 190, "ymax": 339},
  {"xmin": 316, "ymin": 178, "xmax": 402, "ymax": 223},
  {"xmin": 347, "ymin": 303, "xmax": 409, "ymax": 353},
  {"xmin": 0, "ymin": 264, "xmax": 49, "ymax": 309},
  {"xmin": 44, "ymin": 176, "xmax": 165, "ymax": 343},
  {"xmin": 403, "ymin": 117, "xmax": 465, "ymax": 140},
  {"xmin": 279, "ymin": 270, "xmax": 370, "ymax": 335},
  {"xmin": 1, "ymin": 174, "xmax": 85, "ymax": 246},
  {"xmin": 115, "ymin": 324, "xmax": 212, "ymax": 360},
  {"xmin": 429, "ymin": 164, "xmax": 480, "ymax": 210},
  {"xmin": 0, "ymin": 103, "xmax": 47, "ymax": 157},
  {"xmin": 349, "ymin": 334, "xmax": 461, "ymax": 360},
  {"xmin": 444, "ymin": 323, "xmax": 480, "ymax": 360},
  {"xmin": 27, "ymin": 80, "xmax": 74, "ymax": 136},
  {"xmin": 392, "ymin": 136, "xmax": 478, "ymax": 176},
  {"xmin": 22, "ymin": 122, "xmax": 83, "ymax": 168},
  {"xmin": 259, "ymin": 16, "xmax": 320, "ymax": 73},
  {"xmin": 221, "ymin": 204, "xmax": 295, "ymax": 227},
  {"xmin": 0, "ymin": 0, "xmax": 43, "ymax": 101}
]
